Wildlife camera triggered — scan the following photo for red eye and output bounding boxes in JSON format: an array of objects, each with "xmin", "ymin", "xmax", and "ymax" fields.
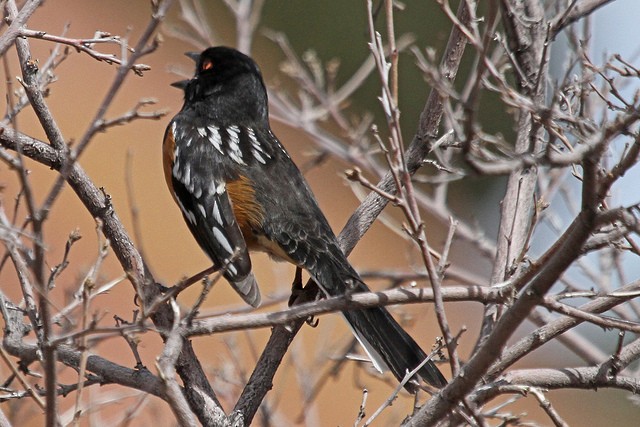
[{"xmin": 201, "ymin": 59, "xmax": 213, "ymax": 71}]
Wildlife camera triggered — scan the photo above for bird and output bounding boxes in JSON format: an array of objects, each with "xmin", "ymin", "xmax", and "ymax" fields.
[{"xmin": 162, "ymin": 46, "xmax": 447, "ymax": 391}]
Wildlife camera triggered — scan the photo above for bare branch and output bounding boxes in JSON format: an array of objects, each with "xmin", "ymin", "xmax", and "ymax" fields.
[
  {"xmin": 551, "ymin": 0, "xmax": 616, "ymax": 37},
  {"xmin": 188, "ymin": 285, "xmax": 505, "ymax": 337}
]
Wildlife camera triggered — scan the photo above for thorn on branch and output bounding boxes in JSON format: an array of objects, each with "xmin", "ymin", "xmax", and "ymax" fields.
[{"xmin": 99, "ymin": 188, "xmax": 113, "ymax": 215}]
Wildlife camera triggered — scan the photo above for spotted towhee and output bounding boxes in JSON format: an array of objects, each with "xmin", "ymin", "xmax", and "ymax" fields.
[{"xmin": 163, "ymin": 46, "xmax": 446, "ymax": 390}]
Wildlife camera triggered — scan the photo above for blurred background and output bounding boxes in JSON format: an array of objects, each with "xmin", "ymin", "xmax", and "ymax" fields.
[{"xmin": 1, "ymin": 0, "xmax": 639, "ymax": 425}]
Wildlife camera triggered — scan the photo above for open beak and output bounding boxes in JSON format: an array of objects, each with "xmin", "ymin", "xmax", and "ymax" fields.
[{"xmin": 170, "ymin": 52, "xmax": 200, "ymax": 90}]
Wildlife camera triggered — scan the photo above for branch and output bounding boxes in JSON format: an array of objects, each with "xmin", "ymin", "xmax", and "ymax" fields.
[
  {"xmin": 1, "ymin": 298, "xmax": 164, "ymax": 399},
  {"xmin": 19, "ymin": 29, "xmax": 150, "ymax": 73},
  {"xmin": 73, "ymin": 0, "xmax": 173, "ymax": 158},
  {"xmin": 476, "ymin": 0, "xmax": 548, "ymax": 349},
  {"xmin": 156, "ymin": 301, "xmax": 198, "ymax": 426},
  {"xmin": 490, "ymin": 277, "xmax": 640, "ymax": 378},
  {"xmin": 0, "ymin": 0, "xmax": 42, "ymax": 57},
  {"xmin": 188, "ymin": 285, "xmax": 505, "ymax": 337},
  {"xmin": 338, "ymin": 0, "xmax": 471, "ymax": 255},
  {"xmin": 231, "ymin": 4, "xmax": 472, "ymax": 422},
  {"xmin": 550, "ymin": 0, "xmax": 616, "ymax": 37},
  {"xmin": 410, "ymin": 209, "xmax": 598, "ymax": 424},
  {"xmin": 472, "ymin": 367, "xmax": 640, "ymax": 405},
  {"xmin": 0, "ymin": 103, "xmax": 224, "ymax": 426}
]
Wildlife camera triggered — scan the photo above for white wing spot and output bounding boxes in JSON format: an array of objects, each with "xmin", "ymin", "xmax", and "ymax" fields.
[
  {"xmin": 228, "ymin": 125, "xmax": 240, "ymax": 144},
  {"xmin": 197, "ymin": 203, "xmax": 206, "ymax": 218},
  {"xmin": 197, "ymin": 127, "xmax": 207, "ymax": 137},
  {"xmin": 227, "ymin": 264, "xmax": 237, "ymax": 275},
  {"xmin": 215, "ymin": 182, "xmax": 226, "ymax": 195},
  {"xmin": 177, "ymin": 199, "xmax": 197, "ymax": 225},
  {"xmin": 269, "ymin": 130, "xmax": 289, "ymax": 159},
  {"xmin": 247, "ymin": 127, "xmax": 270, "ymax": 162},
  {"xmin": 186, "ymin": 210, "xmax": 197, "ymax": 224},
  {"xmin": 213, "ymin": 227, "xmax": 233, "ymax": 254},
  {"xmin": 246, "ymin": 128, "xmax": 261, "ymax": 149},
  {"xmin": 252, "ymin": 150, "xmax": 266, "ymax": 164},
  {"xmin": 182, "ymin": 165, "xmax": 191, "ymax": 188},
  {"xmin": 207, "ymin": 125, "xmax": 224, "ymax": 154},
  {"xmin": 228, "ymin": 151, "xmax": 243, "ymax": 164},
  {"xmin": 192, "ymin": 183, "xmax": 202, "ymax": 199},
  {"xmin": 172, "ymin": 158, "xmax": 181, "ymax": 180},
  {"xmin": 253, "ymin": 141, "xmax": 266, "ymax": 154},
  {"xmin": 228, "ymin": 151, "xmax": 244, "ymax": 165},
  {"xmin": 212, "ymin": 200, "xmax": 223, "ymax": 224},
  {"xmin": 226, "ymin": 126, "xmax": 245, "ymax": 165}
]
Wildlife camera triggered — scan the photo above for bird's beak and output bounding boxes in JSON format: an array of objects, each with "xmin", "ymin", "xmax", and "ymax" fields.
[
  {"xmin": 185, "ymin": 51, "xmax": 200, "ymax": 62},
  {"xmin": 171, "ymin": 52, "xmax": 199, "ymax": 90},
  {"xmin": 170, "ymin": 79, "xmax": 190, "ymax": 90}
]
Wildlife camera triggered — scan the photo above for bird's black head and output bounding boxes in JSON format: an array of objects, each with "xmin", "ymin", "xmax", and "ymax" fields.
[{"xmin": 175, "ymin": 46, "xmax": 269, "ymax": 127}]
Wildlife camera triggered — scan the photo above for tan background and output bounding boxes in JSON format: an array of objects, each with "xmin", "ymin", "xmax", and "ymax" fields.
[{"xmin": 0, "ymin": 1, "xmax": 636, "ymax": 425}]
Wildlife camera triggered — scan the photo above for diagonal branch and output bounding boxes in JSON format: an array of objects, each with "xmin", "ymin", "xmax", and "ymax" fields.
[
  {"xmin": 550, "ymin": 0, "xmax": 616, "ymax": 37},
  {"xmin": 338, "ymin": 0, "xmax": 471, "ymax": 256}
]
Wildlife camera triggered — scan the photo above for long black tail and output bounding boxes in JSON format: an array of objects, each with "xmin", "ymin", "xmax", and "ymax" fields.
[{"xmin": 313, "ymin": 257, "xmax": 447, "ymax": 391}]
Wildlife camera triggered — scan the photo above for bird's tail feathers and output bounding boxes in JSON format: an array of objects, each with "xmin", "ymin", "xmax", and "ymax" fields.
[
  {"xmin": 313, "ymin": 258, "xmax": 446, "ymax": 390},
  {"xmin": 342, "ymin": 304, "xmax": 446, "ymax": 390},
  {"xmin": 229, "ymin": 272, "xmax": 261, "ymax": 307}
]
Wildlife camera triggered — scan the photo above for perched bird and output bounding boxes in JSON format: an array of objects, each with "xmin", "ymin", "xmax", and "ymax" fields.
[{"xmin": 163, "ymin": 46, "xmax": 446, "ymax": 390}]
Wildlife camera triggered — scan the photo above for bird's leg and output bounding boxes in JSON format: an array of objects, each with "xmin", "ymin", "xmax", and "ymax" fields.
[
  {"xmin": 288, "ymin": 267, "xmax": 320, "ymax": 327},
  {"xmin": 288, "ymin": 267, "xmax": 304, "ymax": 306}
]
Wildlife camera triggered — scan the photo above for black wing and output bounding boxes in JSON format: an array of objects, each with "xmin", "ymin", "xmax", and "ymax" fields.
[{"xmin": 167, "ymin": 120, "xmax": 260, "ymax": 306}]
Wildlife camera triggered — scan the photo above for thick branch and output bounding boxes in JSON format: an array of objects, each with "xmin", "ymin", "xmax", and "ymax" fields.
[
  {"xmin": 409, "ymin": 207, "xmax": 597, "ymax": 425},
  {"xmin": 490, "ymin": 277, "xmax": 640, "ymax": 378},
  {"xmin": 2, "ymin": 298, "xmax": 164, "ymax": 398},
  {"xmin": 188, "ymin": 285, "xmax": 506, "ymax": 337},
  {"xmin": 476, "ymin": 0, "xmax": 548, "ymax": 349},
  {"xmin": 0, "ymin": 0, "xmax": 42, "ymax": 57}
]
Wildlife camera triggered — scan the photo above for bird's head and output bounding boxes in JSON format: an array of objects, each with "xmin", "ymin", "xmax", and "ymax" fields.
[{"xmin": 173, "ymin": 46, "xmax": 269, "ymax": 126}]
